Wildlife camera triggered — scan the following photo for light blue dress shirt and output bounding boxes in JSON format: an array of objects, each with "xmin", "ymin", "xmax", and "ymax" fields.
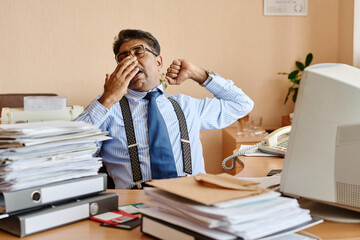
[{"xmin": 75, "ymin": 74, "xmax": 254, "ymax": 189}]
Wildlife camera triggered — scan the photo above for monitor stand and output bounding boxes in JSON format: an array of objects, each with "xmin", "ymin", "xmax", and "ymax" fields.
[{"xmin": 300, "ymin": 198, "xmax": 360, "ymax": 223}]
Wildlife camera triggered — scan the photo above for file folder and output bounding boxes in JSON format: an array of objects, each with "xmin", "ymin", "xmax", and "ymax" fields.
[
  {"xmin": 0, "ymin": 192, "xmax": 118, "ymax": 237},
  {"xmin": 0, "ymin": 174, "xmax": 107, "ymax": 214}
]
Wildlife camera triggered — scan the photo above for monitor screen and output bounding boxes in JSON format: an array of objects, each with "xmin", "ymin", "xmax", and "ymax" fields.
[{"xmin": 280, "ymin": 63, "xmax": 360, "ymax": 220}]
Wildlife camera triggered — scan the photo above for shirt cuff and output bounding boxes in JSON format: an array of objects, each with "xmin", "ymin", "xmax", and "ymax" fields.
[
  {"xmin": 86, "ymin": 98, "xmax": 110, "ymax": 123},
  {"xmin": 204, "ymin": 74, "xmax": 222, "ymax": 90}
]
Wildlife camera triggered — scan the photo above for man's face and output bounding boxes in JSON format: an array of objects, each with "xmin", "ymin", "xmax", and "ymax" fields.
[{"xmin": 117, "ymin": 39, "xmax": 162, "ymax": 92}]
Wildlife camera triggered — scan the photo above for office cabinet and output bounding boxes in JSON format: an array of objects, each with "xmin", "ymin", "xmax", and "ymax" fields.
[{"xmin": 222, "ymin": 126, "xmax": 279, "ymax": 175}]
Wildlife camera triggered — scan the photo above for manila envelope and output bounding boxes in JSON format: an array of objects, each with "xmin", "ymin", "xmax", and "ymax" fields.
[{"xmin": 146, "ymin": 173, "xmax": 269, "ymax": 206}]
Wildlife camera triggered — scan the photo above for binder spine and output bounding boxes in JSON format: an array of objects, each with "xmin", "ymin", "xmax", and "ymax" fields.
[
  {"xmin": 0, "ymin": 192, "xmax": 118, "ymax": 237},
  {"xmin": 1, "ymin": 174, "xmax": 107, "ymax": 213},
  {"xmin": 24, "ymin": 204, "xmax": 90, "ymax": 236}
]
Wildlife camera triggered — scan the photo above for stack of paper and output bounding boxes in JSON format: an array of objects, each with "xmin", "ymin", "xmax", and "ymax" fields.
[
  {"xmin": 0, "ymin": 120, "xmax": 110, "ymax": 191},
  {"xmin": 141, "ymin": 173, "xmax": 322, "ymax": 240}
]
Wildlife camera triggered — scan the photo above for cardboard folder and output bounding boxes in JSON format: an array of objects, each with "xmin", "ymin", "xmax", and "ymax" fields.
[{"xmin": 147, "ymin": 173, "xmax": 269, "ymax": 206}]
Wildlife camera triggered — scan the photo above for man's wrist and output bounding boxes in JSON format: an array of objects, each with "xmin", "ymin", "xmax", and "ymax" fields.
[
  {"xmin": 201, "ymin": 70, "xmax": 215, "ymax": 87},
  {"xmin": 98, "ymin": 93, "xmax": 119, "ymax": 109}
]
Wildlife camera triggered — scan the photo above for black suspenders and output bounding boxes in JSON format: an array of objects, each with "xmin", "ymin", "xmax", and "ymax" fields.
[
  {"xmin": 168, "ymin": 99, "xmax": 192, "ymax": 175},
  {"xmin": 119, "ymin": 97, "xmax": 192, "ymax": 187},
  {"xmin": 119, "ymin": 97, "xmax": 143, "ymax": 185}
]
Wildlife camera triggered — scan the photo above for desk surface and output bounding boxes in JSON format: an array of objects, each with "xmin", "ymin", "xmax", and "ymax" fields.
[
  {"xmin": 1, "ymin": 186, "xmax": 360, "ymax": 239},
  {"xmin": 0, "ymin": 190, "xmax": 151, "ymax": 240},
  {"xmin": 235, "ymin": 156, "xmax": 284, "ymax": 178}
]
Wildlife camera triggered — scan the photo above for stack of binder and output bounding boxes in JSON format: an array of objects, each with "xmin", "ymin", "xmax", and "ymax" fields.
[
  {"xmin": 0, "ymin": 121, "xmax": 118, "ymax": 237},
  {"xmin": 140, "ymin": 173, "xmax": 323, "ymax": 240}
]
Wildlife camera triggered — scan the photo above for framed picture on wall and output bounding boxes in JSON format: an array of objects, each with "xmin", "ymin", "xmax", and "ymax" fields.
[{"xmin": 264, "ymin": 0, "xmax": 308, "ymax": 16}]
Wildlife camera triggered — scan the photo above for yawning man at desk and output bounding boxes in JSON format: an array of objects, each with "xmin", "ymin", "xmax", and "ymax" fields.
[{"xmin": 75, "ymin": 29, "xmax": 254, "ymax": 189}]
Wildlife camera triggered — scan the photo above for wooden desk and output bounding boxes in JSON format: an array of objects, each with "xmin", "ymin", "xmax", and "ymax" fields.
[
  {"xmin": 0, "ymin": 189, "xmax": 359, "ymax": 239},
  {"xmin": 0, "ymin": 190, "xmax": 151, "ymax": 240}
]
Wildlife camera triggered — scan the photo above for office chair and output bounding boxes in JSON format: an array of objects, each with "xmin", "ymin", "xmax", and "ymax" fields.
[{"xmin": 98, "ymin": 165, "xmax": 115, "ymax": 189}]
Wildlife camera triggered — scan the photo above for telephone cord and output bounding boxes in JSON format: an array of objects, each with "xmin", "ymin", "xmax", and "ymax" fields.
[{"xmin": 222, "ymin": 142, "xmax": 264, "ymax": 171}]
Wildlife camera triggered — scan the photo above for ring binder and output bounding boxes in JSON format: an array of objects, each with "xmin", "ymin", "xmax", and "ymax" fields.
[
  {"xmin": 0, "ymin": 174, "xmax": 107, "ymax": 214},
  {"xmin": 0, "ymin": 192, "xmax": 118, "ymax": 237}
]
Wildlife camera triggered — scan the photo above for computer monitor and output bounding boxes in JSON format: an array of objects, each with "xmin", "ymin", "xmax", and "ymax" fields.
[{"xmin": 280, "ymin": 63, "xmax": 360, "ymax": 222}]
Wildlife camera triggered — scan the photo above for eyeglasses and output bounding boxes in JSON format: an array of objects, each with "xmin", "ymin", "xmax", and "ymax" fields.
[{"xmin": 115, "ymin": 44, "xmax": 158, "ymax": 64}]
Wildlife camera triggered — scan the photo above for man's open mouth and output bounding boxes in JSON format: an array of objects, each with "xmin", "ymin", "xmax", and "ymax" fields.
[
  {"xmin": 132, "ymin": 67, "xmax": 144, "ymax": 81},
  {"xmin": 135, "ymin": 69, "xmax": 143, "ymax": 77}
]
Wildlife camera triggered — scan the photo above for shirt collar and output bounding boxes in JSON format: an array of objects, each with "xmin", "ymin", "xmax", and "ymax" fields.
[{"xmin": 125, "ymin": 84, "xmax": 164, "ymax": 102}]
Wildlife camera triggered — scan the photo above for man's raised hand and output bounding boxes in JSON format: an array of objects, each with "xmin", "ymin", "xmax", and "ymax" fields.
[
  {"xmin": 165, "ymin": 59, "xmax": 208, "ymax": 85},
  {"xmin": 99, "ymin": 56, "xmax": 139, "ymax": 109}
]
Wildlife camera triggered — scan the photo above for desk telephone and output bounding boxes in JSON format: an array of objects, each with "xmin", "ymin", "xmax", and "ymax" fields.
[{"xmin": 222, "ymin": 126, "xmax": 291, "ymax": 171}]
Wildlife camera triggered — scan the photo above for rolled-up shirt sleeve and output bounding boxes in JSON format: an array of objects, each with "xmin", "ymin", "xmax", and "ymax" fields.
[{"xmin": 197, "ymin": 74, "xmax": 254, "ymax": 129}]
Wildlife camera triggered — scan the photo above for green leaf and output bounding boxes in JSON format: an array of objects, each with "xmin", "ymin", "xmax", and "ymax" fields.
[
  {"xmin": 289, "ymin": 75, "xmax": 301, "ymax": 84},
  {"xmin": 296, "ymin": 61, "xmax": 305, "ymax": 71},
  {"xmin": 288, "ymin": 70, "xmax": 299, "ymax": 80},
  {"xmin": 159, "ymin": 72, "xmax": 168, "ymax": 89},
  {"xmin": 292, "ymin": 88, "xmax": 299, "ymax": 103},
  {"xmin": 305, "ymin": 53, "xmax": 313, "ymax": 67}
]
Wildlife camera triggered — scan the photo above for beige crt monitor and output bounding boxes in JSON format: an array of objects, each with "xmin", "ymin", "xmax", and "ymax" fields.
[{"xmin": 280, "ymin": 63, "xmax": 360, "ymax": 220}]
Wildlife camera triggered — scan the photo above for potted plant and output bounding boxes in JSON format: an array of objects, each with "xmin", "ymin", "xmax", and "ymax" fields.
[
  {"xmin": 279, "ymin": 52, "xmax": 313, "ymax": 104},
  {"xmin": 278, "ymin": 53, "xmax": 313, "ymax": 125}
]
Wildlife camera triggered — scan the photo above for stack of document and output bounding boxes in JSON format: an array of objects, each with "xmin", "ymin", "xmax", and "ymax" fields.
[
  {"xmin": 141, "ymin": 173, "xmax": 322, "ymax": 240},
  {"xmin": 0, "ymin": 121, "xmax": 119, "ymax": 237},
  {"xmin": 0, "ymin": 120, "xmax": 110, "ymax": 191}
]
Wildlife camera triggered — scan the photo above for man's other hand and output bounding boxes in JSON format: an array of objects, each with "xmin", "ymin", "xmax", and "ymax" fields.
[{"xmin": 165, "ymin": 59, "xmax": 208, "ymax": 85}]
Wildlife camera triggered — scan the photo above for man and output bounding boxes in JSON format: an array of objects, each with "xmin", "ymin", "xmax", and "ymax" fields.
[{"xmin": 75, "ymin": 29, "xmax": 254, "ymax": 189}]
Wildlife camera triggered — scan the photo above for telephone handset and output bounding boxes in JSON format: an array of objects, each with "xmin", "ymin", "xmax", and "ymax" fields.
[{"xmin": 222, "ymin": 126, "xmax": 291, "ymax": 171}]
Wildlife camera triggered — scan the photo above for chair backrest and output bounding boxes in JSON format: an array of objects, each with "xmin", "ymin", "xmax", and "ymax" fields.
[{"xmin": 0, "ymin": 93, "xmax": 57, "ymax": 110}]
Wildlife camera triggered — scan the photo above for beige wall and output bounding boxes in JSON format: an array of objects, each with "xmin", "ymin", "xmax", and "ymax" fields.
[
  {"xmin": 0, "ymin": 0, "xmax": 354, "ymax": 173},
  {"xmin": 339, "ymin": 0, "xmax": 354, "ymax": 64}
]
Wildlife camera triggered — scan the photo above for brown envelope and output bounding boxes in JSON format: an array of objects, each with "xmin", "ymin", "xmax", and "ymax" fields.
[{"xmin": 146, "ymin": 173, "xmax": 269, "ymax": 206}]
